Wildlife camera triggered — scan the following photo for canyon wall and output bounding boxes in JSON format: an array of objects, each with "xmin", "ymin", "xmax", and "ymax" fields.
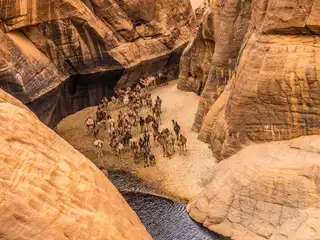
[
  {"xmin": 179, "ymin": 0, "xmax": 320, "ymax": 160},
  {"xmin": 186, "ymin": 1, "xmax": 320, "ymax": 239},
  {"xmin": 0, "ymin": 0, "xmax": 195, "ymax": 126},
  {"xmin": 0, "ymin": 88, "xmax": 151, "ymax": 240},
  {"xmin": 187, "ymin": 136, "xmax": 320, "ymax": 240},
  {"xmin": 178, "ymin": 0, "xmax": 252, "ymax": 132}
]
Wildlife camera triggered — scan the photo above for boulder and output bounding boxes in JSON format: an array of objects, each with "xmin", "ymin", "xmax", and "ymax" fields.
[
  {"xmin": 187, "ymin": 135, "xmax": 320, "ymax": 240},
  {"xmin": 0, "ymin": 89, "xmax": 151, "ymax": 240}
]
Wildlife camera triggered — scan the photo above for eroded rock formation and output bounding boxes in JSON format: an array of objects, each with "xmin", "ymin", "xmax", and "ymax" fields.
[
  {"xmin": 0, "ymin": 89, "xmax": 151, "ymax": 240},
  {"xmin": 187, "ymin": 136, "xmax": 320, "ymax": 240},
  {"xmin": 179, "ymin": 0, "xmax": 320, "ymax": 159},
  {"xmin": 0, "ymin": 0, "xmax": 195, "ymax": 126},
  {"xmin": 178, "ymin": 0, "xmax": 252, "ymax": 131}
]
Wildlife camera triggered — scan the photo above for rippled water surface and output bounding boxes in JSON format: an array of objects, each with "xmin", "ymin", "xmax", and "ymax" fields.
[
  {"xmin": 123, "ymin": 192, "xmax": 222, "ymax": 240},
  {"xmin": 109, "ymin": 171, "xmax": 225, "ymax": 240}
]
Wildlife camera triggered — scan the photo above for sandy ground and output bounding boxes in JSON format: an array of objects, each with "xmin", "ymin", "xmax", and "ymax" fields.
[
  {"xmin": 56, "ymin": 81, "xmax": 217, "ymax": 201},
  {"xmin": 190, "ymin": 0, "xmax": 203, "ymax": 10}
]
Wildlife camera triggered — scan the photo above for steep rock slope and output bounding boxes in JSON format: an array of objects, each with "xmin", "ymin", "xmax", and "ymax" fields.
[
  {"xmin": 0, "ymin": 89, "xmax": 151, "ymax": 240},
  {"xmin": 178, "ymin": 0, "xmax": 252, "ymax": 131},
  {"xmin": 0, "ymin": 0, "xmax": 195, "ymax": 126},
  {"xmin": 187, "ymin": 135, "xmax": 320, "ymax": 240},
  {"xmin": 179, "ymin": 0, "xmax": 320, "ymax": 159}
]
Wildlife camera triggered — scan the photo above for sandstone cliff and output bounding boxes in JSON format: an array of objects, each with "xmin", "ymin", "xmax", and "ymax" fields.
[
  {"xmin": 187, "ymin": 135, "xmax": 320, "ymax": 240},
  {"xmin": 178, "ymin": 0, "xmax": 252, "ymax": 132},
  {"xmin": 0, "ymin": 89, "xmax": 151, "ymax": 240},
  {"xmin": 0, "ymin": 0, "xmax": 195, "ymax": 126},
  {"xmin": 179, "ymin": 0, "xmax": 320, "ymax": 159}
]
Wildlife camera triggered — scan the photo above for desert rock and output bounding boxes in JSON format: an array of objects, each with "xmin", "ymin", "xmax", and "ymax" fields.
[
  {"xmin": 180, "ymin": 0, "xmax": 320, "ymax": 159},
  {"xmin": 178, "ymin": 0, "xmax": 252, "ymax": 132},
  {"xmin": 0, "ymin": 0, "xmax": 195, "ymax": 126},
  {"xmin": 0, "ymin": 90, "xmax": 151, "ymax": 240},
  {"xmin": 187, "ymin": 135, "xmax": 320, "ymax": 240}
]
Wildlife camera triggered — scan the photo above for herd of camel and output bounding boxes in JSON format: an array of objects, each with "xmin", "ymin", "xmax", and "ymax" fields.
[{"xmin": 84, "ymin": 77, "xmax": 188, "ymax": 168}]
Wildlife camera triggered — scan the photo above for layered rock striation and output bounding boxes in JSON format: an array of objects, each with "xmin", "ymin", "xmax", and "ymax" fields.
[
  {"xmin": 178, "ymin": 0, "xmax": 252, "ymax": 132},
  {"xmin": 0, "ymin": 89, "xmax": 151, "ymax": 240},
  {"xmin": 187, "ymin": 136, "xmax": 320, "ymax": 240},
  {"xmin": 0, "ymin": 0, "xmax": 195, "ymax": 126},
  {"xmin": 179, "ymin": 0, "xmax": 320, "ymax": 159}
]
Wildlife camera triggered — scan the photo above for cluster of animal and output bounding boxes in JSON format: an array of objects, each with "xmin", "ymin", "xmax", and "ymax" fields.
[{"xmin": 86, "ymin": 81, "xmax": 187, "ymax": 168}]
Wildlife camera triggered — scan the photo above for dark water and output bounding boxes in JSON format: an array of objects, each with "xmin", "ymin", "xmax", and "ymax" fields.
[
  {"xmin": 123, "ymin": 192, "xmax": 222, "ymax": 240},
  {"xmin": 109, "ymin": 171, "xmax": 225, "ymax": 240}
]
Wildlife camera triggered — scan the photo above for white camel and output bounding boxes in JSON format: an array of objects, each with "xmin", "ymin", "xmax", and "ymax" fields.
[
  {"xmin": 93, "ymin": 139, "xmax": 104, "ymax": 157},
  {"xmin": 123, "ymin": 94, "xmax": 129, "ymax": 105},
  {"xmin": 85, "ymin": 117, "xmax": 94, "ymax": 134},
  {"xmin": 116, "ymin": 142, "xmax": 124, "ymax": 161}
]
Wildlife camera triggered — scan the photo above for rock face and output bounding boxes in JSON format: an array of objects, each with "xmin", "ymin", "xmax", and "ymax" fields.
[
  {"xmin": 187, "ymin": 136, "xmax": 320, "ymax": 240},
  {"xmin": 0, "ymin": 0, "xmax": 195, "ymax": 126},
  {"xmin": 0, "ymin": 89, "xmax": 151, "ymax": 240},
  {"xmin": 179, "ymin": 0, "xmax": 320, "ymax": 159},
  {"xmin": 178, "ymin": 0, "xmax": 252, "ymax": 132}
]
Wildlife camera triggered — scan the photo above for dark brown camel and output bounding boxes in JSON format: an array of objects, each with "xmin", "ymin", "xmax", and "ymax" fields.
[{"xmin": 171, "ymin": 120, "xmax": 181, "ymax": 140}]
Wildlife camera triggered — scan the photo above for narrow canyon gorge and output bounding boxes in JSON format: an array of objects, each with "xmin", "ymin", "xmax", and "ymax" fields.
[{"xmin": 0, "ymin": 0, "xmax": 319, "ymax": 240}]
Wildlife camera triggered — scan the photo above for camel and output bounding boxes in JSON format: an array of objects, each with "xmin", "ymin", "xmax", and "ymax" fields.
[
  {"xmin": 153, "ymin": 106, "xmax": 161, "ymax": 124},
  {"xmin": 147, "ymin": 98, "xmax": 153, "ymax": 111},
  {"xmin": 177, "ymin": 134, "xmax": 187, "ymax": 155},
  {"xmin": 116, "ymin": 141, "xmax": 124, "ymax": 161},
  {"xmin": 93, "ymin": 120, "xmax": 101, "ymax": 139},
  {"xmin": 145, "ymin": 115, "xmax": 155, "ymax": 131},
  {"xmin": 93, "ymin": 139, "xmax": 104, "ymax": 157},
  {"xmin": 102, "ymin": 97, "xmax": 108, "ymax": 111},
  {"xmin": 156, "ymin": 133, "xmax": 167, "ymax": 157},
  {"xmin": 149, "ymin": 153, "xmax": 156, "ymax": 166},
  {"xmin": 161, "ymin": 128, "xmax": 170, "ymax": 138},
  {"xmin": 165, "ymin": 133, "xmax": 176, "ymax": 156},
  {"xmin": 107, "ymin": 116, "xmax": 115, "ymax": 131},
  {"xmin": 123, "ymin": 94, "xmax": 130, "ymax": 106},
  {"xmin": 147, "ymin": 76, "xmax": 156, "ymax": 87},
  {"xmin": 143, "ymin": 130, "xmax": 151, "ymax": 148},
  {"xmin": 140, "ymin": 76, "xmax": 156, "ymax": 89},
  {"xmin": 139, "ymin": 116, "xmax": 145, "ymax": 133},
  {"xmin": 141, "ymin": 144, "xmax": 150, "ymax": 168},
  {"xmin": 85, "ymin": 117, "xmax": 94, "ymax": 134},
  {"xmin": 111, "ymin": 96, "xmax": 118, "ymax": 106},
  {"xmin": 171, "ymin": 120, "xmax": 181, "ymax": 140},
  {"xmin": 123, "ymin": 131, "xmax": 133, "ymax": 149},
  {"xmin": 155, "ymin": 96, "xmax": 162, "ymax": 109},
  {"xmin": 152, "ymin": 120, "xmax": 159, "ymax": 133}
]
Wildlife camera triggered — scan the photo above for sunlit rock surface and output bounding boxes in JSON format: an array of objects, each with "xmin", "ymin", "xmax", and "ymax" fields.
[
  {"xmin": 178, "ymin": 0, "xmax": 252, "ymax": 132},
  {"xmin": 187, "ymin": 135, "xmax": 320, "ymax": 240},
  {"xmin": 0, "ymin": 0, "xmax": 195, "ymax": 125},
  {"xmin": 179, "ymin": 0, "xmax": 320, "ymax": 159},
  {"xmin": 0, "ymin": 90, "xmax": 151, "ymax": 240}
]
